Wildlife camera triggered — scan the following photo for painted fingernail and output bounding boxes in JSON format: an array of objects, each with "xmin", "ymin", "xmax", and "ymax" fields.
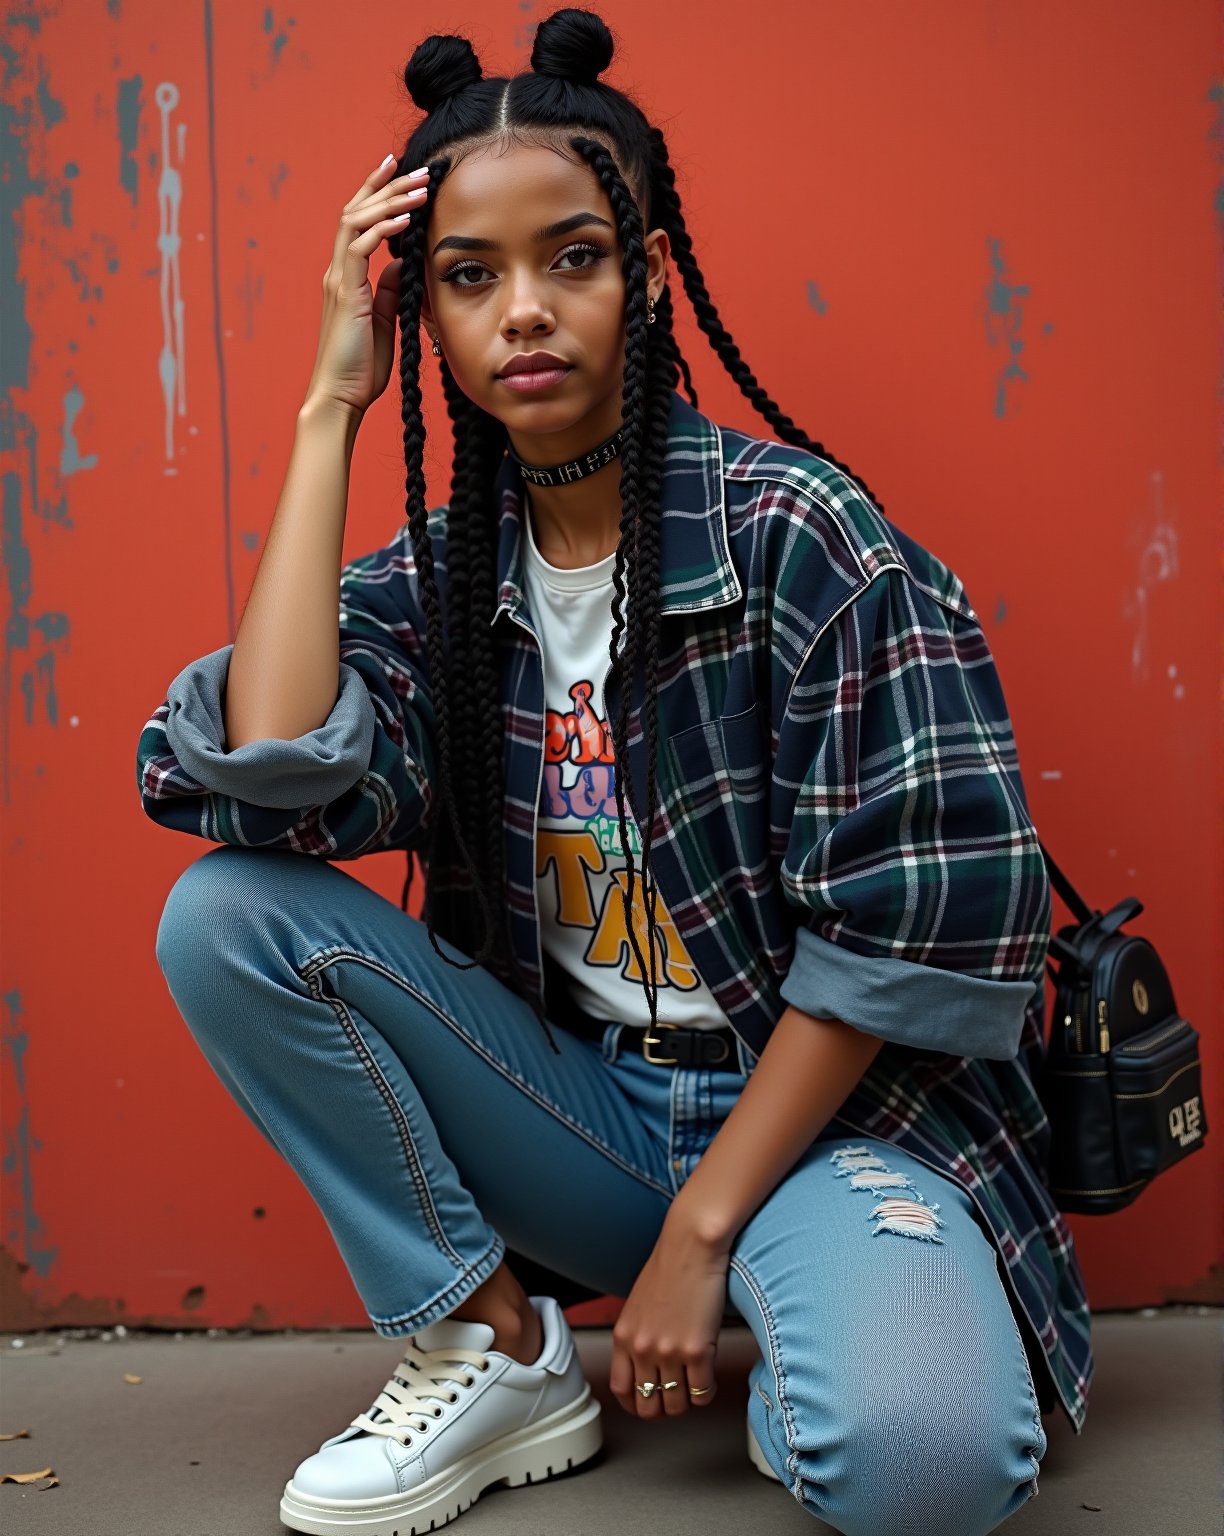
[
  {"xmin": 409, "ymin": 165, "xmax": 429, "ymax": 177},
  {"xmin": 378, "ymin": 153, "xmax": 395, "ymax": 171}
]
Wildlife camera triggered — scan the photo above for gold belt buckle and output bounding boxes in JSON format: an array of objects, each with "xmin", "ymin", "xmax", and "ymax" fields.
[{"xmin": 642, "ymin": 1026, "xmax": 680, "ymax": 1065}]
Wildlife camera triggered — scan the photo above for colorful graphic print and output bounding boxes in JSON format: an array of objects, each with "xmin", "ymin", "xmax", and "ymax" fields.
[{"xmin": 537, "ymin": 678, "xmax": 700, "ymax": 990}]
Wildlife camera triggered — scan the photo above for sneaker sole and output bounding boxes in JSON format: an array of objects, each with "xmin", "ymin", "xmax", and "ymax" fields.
[{"xmin": 280, "ymin": 1383, "xmax": 603, "ymax": 1535}]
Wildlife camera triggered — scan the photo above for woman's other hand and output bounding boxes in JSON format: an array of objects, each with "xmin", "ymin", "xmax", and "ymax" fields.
[{"xmin": 608, "ymin": 1207, "xmax": 730, "ymax": 1419}]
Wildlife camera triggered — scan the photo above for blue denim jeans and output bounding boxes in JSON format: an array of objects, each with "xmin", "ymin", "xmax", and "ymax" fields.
[{"xmin": 155, "ymin": 846, "xmax": 1047, "ymax": 1536}]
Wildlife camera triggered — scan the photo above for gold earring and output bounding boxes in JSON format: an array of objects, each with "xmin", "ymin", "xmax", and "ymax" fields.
[
  {"xmin": 647, "ymin": 296, "xmax": 656, "ymax": 325},
  {"xmin": 431, "ymin": 335, "xmax": 443, "ymax": 356}
]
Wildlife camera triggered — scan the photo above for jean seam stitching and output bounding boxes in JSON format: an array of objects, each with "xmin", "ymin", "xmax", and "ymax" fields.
[
  {"xmin": 666, "ymin": 1069, "xmax": 680, "ymax": 1193},
  {"xmin": 302, "ymin": 967, "xmax": 465, "ymax": 1267},
  {"xmin": 302, "ymin": 947, "xmax": 672, "ymax": 1199},
  {"xmin": 367, "ymin": 1233, "xmax": 506, "ymax": 1334},
  {"xmin": 1000, "ymin": 1269, "xmax": 1046, "ymax": 1494},
  {"xmin": 728, "ymin": 1253, "xmax": 805, "ymax": 1502}
]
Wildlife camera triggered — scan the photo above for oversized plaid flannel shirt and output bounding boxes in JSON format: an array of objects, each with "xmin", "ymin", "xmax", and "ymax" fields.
[{"xmin": 137, "ymin": 388, "xmax": 1092, "ymax": 1433}]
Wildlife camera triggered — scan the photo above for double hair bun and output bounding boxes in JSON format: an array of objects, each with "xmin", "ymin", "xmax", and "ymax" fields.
[{"xmin": 403, "ymin": 6, "xmax": 614, "ymax": 115}]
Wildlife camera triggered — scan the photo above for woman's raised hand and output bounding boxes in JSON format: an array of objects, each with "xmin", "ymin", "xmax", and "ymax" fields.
[{"xmin": 302, "ymin": 153, "xmax": 431, "ymax": 418}]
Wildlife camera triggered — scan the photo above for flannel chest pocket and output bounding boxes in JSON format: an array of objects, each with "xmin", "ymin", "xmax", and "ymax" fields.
[{"xmin": 665, "ymin": 703, "xmax": 769, "ymax": 891}]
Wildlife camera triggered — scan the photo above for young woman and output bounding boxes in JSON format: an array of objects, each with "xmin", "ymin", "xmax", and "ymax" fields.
[{"xmin": 137, "ymin": 9, "xmax": 1091, "ymax": 1534}]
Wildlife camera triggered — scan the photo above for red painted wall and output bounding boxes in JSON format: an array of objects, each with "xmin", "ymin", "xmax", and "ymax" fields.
[{"xmin": 2, "ymin": 0, "xmax": 1220, "ymax": 1335}]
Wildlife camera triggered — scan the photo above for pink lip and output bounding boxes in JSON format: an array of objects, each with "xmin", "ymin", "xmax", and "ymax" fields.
[
  {"xmin": 499, "ymin": 352, "xmax": 571, "ymax": 377},
  {"xmin": 498, "ymin": 366, "xmax": 574, "ymax": 393}
]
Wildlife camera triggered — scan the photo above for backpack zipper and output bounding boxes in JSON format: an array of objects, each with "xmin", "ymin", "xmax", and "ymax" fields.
[{"xmin": 1114, "ymin": 1018, "xmax": 1186, "ymax": 1056}]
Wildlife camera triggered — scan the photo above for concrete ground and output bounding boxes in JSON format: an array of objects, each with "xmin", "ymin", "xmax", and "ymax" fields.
[{"xmin": 1, "ymin": 1308, "xmax": 1219, "ymax": 1534}]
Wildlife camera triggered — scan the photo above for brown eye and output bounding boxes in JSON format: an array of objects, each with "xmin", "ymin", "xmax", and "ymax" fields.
[{"xmin": 555, "ymin": 241, "xmax": 607, "ymax": 270}]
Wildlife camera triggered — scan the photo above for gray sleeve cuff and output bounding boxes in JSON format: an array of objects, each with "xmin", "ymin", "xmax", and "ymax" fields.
[
  {"xmin": 778, "ymin": 925, "xmax": 1038, "ymax": 1059},
  {"xmin": 163, "ymin": 645, "xmax": 376, "ymax": 810}
]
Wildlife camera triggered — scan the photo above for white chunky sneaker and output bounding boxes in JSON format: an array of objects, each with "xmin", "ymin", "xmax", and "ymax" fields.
[
  {"xmin": 280, "ymin": 1294, "xmax": 602, "ymax": 1535},
  {"xmin": 747, "ymin": 1417, "xmax": 784, "ymax": 1483}
]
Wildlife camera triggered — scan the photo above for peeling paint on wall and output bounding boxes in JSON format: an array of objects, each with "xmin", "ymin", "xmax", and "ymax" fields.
[
  {"xmin": 0, "ymin": 34, "xmax": 73, "ymax": 802},
  {"xmin": 513, "ymin": 4, "xmax": 540, "ymax": 53},
  {"xmin": 983, "ymin": 237, "xmax": 1031, "ymax": 419},
  {"xmin": 0, "ymin": 38, "xmax": 48, "ymax": 449},
  {"xmin": 59, "ymin": 387, "xmax": 98, "ymax": 475},
  {"xmin": 1, "ymin": 991, "xmax": 59, "ymax": 1280},
  {"xmin": 154, "ymin": 80, "xmax": 187, "ymax": 465},
  {"xmin": 117, "ymin": 73, "xmax": 141, "ymax": 205},
  {"xmin": 262, "ymin": 7, "xmax": 296, "ymax": 68},
  {"xmin": 1124, "ymin": 469, "xmax": 1180, "ymax": 684}
]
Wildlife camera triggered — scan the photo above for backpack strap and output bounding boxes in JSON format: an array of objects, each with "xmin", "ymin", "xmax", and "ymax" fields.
[{"xmin": 1039, "ymin": 839, "xmax": 1095, "ymax": 926}]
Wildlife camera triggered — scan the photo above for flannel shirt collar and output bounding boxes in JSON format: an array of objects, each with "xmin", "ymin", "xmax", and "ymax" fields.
[{"xmin": 490, "ymin": 389, "xmax": 743, "ymax": 626}]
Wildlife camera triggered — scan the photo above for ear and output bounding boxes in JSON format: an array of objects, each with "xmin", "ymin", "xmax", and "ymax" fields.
[{"xmin": 643, "ymin": 227, "xmax": 671, "ymax": 308}]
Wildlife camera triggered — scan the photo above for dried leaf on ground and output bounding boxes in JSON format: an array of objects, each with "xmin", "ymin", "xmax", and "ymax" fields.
[{"xmin": 0, "ymin": 1467, "xmax": 59, "ymax": 1488}]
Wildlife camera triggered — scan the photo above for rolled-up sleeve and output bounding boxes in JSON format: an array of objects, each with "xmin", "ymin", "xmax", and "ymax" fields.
[
  {"xmin": 162, "ymin": 645, "xmax": 376, "ymax": 808},
  {"xmin": 776, "ymin": 566, "xmax": 1050, "ymax": 1059},
  {"xmin": 135, "ymin": 524, "xmax": 437, "ymax": 860}
]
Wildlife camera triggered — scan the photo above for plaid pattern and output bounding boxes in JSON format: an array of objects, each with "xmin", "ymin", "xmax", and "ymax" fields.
[{"xmin": 136, "ymin": 388, "xmax": 1091, "ymax": 1433}]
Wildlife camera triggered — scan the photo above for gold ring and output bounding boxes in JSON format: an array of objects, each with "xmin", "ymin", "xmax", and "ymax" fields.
[
  {"xmin": 688, "ymin": 1385, "xmax": 713, "ymax": 1396},
  {"xmin": 635, "ymin": 1380, "xmax": 660, "ymax": 1398},
  {"xmin": 661, "ymin": 1380, "xmax": 680, "ymax": 1390}
]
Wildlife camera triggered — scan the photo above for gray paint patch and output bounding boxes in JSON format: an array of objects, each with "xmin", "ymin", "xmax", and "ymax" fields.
[
  {"xmin": 1, "ymin": 989, "xmax": 59, "ymax": 1280},
  {"xmin": 3, "ymin": 464, "xmax": 72, "ymax": 797},
  {"xmin": 154, "ymin": 81, "xmax": 186, "ymax": 463},
  {"xmin": 117, "ymin": 74, "xmax": 142, "ymax": 206},
  {"xmin": 0, "ymin": 41, "xmax": 50, "ymax": 439},
  {"xmin": 983, "ymin": 236, "xmax": 1031, "ymax": 420},
  {"xmin": 60, "ymin": 387, "xmax": 99, "ymax": 475},
  {"xmin": 262, "ymin": 7, "xmax": 295, "ymax": 66}
]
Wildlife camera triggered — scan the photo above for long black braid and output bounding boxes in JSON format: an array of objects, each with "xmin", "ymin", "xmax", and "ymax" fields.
[
  {"xmin": 387, "ymin": 7, "xmax": 888, "ymax": 1056},
  {"xmin": 565, "ymin": 133, "xmax": 674, "ymax": 1040},
  {"xmin": 390, "ymin": 144, "xmax": 555, "ymax": 1044}
]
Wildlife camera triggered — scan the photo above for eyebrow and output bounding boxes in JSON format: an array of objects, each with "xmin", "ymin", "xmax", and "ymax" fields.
[{"xmin": 432, "ymin": 211, "xmax": 614, "ymax": 258}]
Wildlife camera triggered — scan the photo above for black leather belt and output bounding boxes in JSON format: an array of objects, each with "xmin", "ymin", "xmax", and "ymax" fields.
[{"xmin": 619, "ymin": 1022, "xmax": 739, "ymax": 1068}]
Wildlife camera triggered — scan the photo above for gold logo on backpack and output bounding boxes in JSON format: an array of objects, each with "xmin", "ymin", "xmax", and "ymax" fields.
[{"xmin": 1132, "ymin": 980, "xmax": 1149, "ymax": 1014}]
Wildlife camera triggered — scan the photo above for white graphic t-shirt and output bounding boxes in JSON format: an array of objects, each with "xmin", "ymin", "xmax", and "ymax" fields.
[{"xmin": 521, "ymin": 501, "xmax": 732, "ymax": 1032}]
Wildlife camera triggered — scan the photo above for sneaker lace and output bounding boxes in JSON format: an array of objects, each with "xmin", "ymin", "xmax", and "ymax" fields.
[{"xmin": 350, "ymin": 1339, "xmax": 491, "ymax": 1446}]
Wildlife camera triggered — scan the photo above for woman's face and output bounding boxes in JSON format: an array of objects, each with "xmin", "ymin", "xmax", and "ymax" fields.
[{"xmin": 418, "ymin": 141, "xmax": 669, "ymax": 441}]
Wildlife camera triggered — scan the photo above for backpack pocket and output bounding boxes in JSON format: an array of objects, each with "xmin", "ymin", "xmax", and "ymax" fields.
[{"xmin": 1107, "ymin": 1015, "xmax": 1206, "ymax": 1186}]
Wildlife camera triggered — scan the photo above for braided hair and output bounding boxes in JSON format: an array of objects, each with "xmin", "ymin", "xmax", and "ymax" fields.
[{"xmin": 387, "ymin": 6, "xmax": 889, "ymax": 1056}]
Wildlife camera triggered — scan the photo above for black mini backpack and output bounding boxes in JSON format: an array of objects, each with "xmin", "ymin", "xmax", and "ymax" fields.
[{"xmin": 1037, "ymin": 844, "xmax": 1209, "ymax": 1214}]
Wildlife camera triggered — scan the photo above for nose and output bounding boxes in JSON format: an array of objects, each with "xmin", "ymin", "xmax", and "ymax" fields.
[{"xmin": 499, "ymin": 275, "xmax": 556, "ymax": 337}]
